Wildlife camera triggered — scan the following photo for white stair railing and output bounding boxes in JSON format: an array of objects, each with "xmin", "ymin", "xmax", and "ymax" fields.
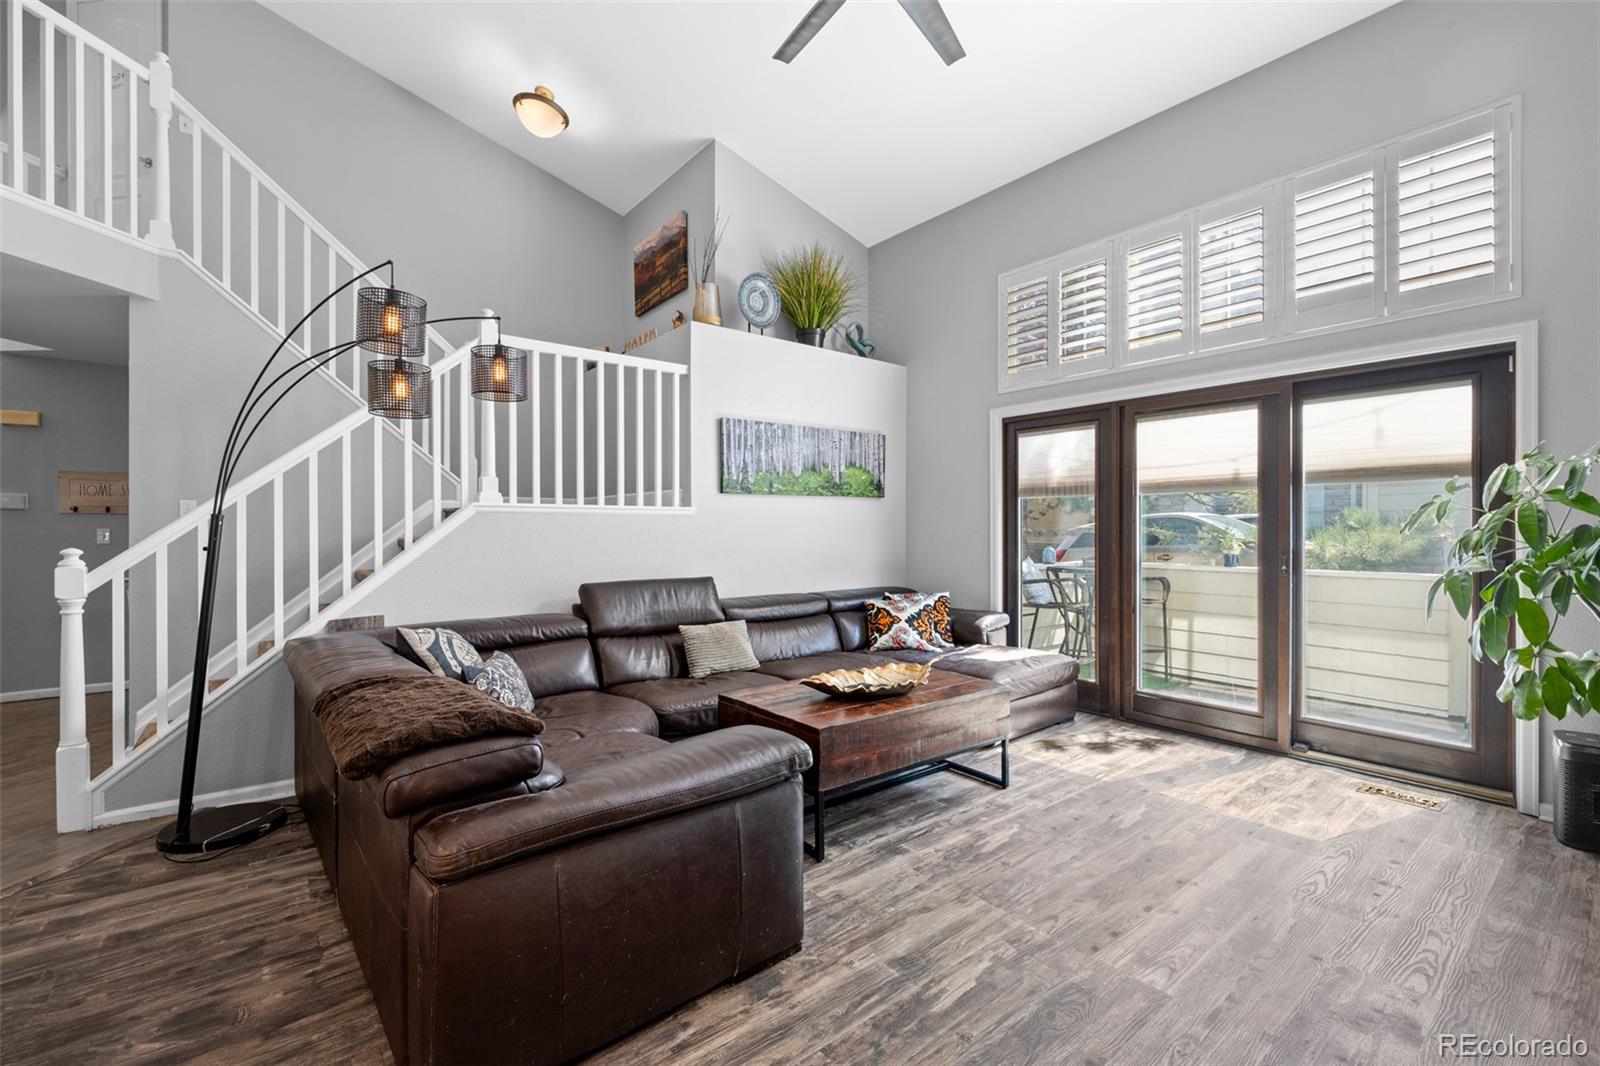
[
  {"xmin": 492, "ymin": 336, "xmax": 690, "ymax": 510},
  {"xmin": 53, "ymin": 343, "xmax": 477, "ymax": 831}
]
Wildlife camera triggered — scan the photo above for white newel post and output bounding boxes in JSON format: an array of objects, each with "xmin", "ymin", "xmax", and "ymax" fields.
[
  {"xmin": 55, "ymin": 548, "xmax": 93, "ymax": 832},
  {"xmin": 476, "ymin": 308, "xmax": 502, "ymax": 503},
  {"xmin": 145, "ymin": 52, "xmax": 175, "ymax": 249}
]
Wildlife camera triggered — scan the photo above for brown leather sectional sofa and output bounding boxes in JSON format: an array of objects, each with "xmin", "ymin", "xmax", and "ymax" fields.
[{"xmin": 284, "ymin": 577, "xmax": 1079, "ymax": 1064}]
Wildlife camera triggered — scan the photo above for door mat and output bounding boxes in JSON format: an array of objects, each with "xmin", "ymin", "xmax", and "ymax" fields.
[{"xmin": 1356, "ymin": 782, "xmax": 1446, "ymax": 811}]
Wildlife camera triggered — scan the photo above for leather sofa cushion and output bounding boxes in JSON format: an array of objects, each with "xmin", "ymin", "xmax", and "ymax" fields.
[
  {"xmin": 950, "ymin": 608, "xmax": 1009, "ymax": 646},
  {"xmin": 754, "ymin": 650, "xmax": 903, "ymax": 680},
  {"xmin": 412, "ymin": 725, "xmax": 812, "ymax": 881},
  {"xmin": 744, "ymin": 613, "xmax": 841, "ymax": 663},
  {"xmin": 815, "ymin": 586, "xmax": 915, "ymax": 613},
  {"xmin": 937, "ymin": 646, "xmax": 1080, "ymax": 699},
  {"xmin": 379, "ymin": 613, "xmax": 589, "ymax": 654},
  {"xmin": 594, "ymin": 632, "xmax": 686, "ymax": 688},
  {"xmin": 720, "ymin": 593, "xmax": 831, "ymax": 622},
  {"xmin": 504, "ymin": 638, "xmax": 600, "ymax": 697},
  {"xmin": 535, "ymin": 690, "xmax": 660, "ymax": 746},
  {"xmin": 377, "ymin": 736, "xmax": 549, "ymax": 819},
  {"xmin": 579, "ymin": 577, "xmax": 725, "ymax": 636},
  {"xmin": 833, "ymin": 609, "xmax": 868, "ymax": 651},
  {"xmin": 610, "ymin": 672, "xmax": 788, "ymax": 735},
  {"xmin": 541, "ymin": 729, "xmax": 668, "ymax": 776},
  {"xmin": 284, "ymin": 631, "xmax": 430, "ymax": 710}
]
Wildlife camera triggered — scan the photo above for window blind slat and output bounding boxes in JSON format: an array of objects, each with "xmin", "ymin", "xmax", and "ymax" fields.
[
  {"xmin": 1295, "ymin": 171, "xmax": 1374, "ymax": 303},
  {"xmin": 1004, "ymin": 274, "xmax": 1051, "ymax": 372},
  {"xmin": 1396, "ymin": 131, "xmax": 1497, "ymax": 293},
  {"xmin": 1199, "ymin": 208, "xmax": 1264, "ymax": 335}
]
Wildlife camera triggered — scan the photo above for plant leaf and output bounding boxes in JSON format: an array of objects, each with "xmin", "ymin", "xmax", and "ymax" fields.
[
  {"xmin": 1483, "ymin": 464, "xmax": 1511, "ymax": 508},
  {"xmin": 1589, "ymin": 670, "xmax": 1600, "ymax": 714},
  {"xmin": 1552, "ymin": 574, "xmax": 1573, "ymax": 616},
  {"xmin": 1493, "ymin": 577, "xmax": 1518, "ymax": 616},
  {"xmin": 1444, "ymin": 572, "xmax": 1473, "ymax": 619},
  {"xmin": 1516, "ymin": 500, "xmax": 1547, "ymax": 550},
  {"xmin": 1516, "ymin": 598, "xmax": 1550, "ymax": 645},
  {"xmin": 1552, "ymin": 490, "xmax": 1600, "ymax": 518},
  {"xmin": 1543, "ymin": 667, "xmax": 1571, "ymax": 719},
  {"xmin": 1480, "ymin": 609, "xmax": 1510, "ymax": 662}
]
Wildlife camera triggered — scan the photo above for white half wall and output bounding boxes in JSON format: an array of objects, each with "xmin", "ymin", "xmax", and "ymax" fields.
[{"xmin": 359, "ymin": 324, "xmax": 908, "ymax": 619}]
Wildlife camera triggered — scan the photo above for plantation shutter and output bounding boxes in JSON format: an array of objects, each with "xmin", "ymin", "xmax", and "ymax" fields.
[
  {"xmin": 1058, "ymin": 258, "xmax": 1108, "ymax": 363},
  {"xmin": 1287, "ymin": 152, "xmax": 1380, "ymax": 330},
  {"xmin": 1389, "ymin": 106, "xmax": 1512, "ymax": 312},
  {"xmin": 1124, "ymin": 222, "xmax": 1187, "ymax": 360},
  {"xmin": 1198, "ymin": 191, "xmax": 1271, "ymax": 348},
  {"xmin": 1003, "ymin": 272, "xmax": 1050, "ymax": 375}
]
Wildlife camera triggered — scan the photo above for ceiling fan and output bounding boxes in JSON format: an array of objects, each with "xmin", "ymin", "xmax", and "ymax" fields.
[{"xmin": 774, "ymin": 0, "xmax": 966, "ymax": 66}]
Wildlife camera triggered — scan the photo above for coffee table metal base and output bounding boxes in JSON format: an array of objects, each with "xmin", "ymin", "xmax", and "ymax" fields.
[{"xmin": 804, "ymin": 736, "xmax": 1010, "ymax": 862}]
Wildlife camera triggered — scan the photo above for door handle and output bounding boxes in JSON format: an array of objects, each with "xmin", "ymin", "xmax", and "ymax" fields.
[{"xmin": 1280, "ymin": 552, "xmax": 1290, "ymax": 575}]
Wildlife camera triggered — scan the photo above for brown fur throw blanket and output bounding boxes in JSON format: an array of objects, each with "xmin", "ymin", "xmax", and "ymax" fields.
[{"xmin": 314, "ymin": 674, "xmax": 544, "ymax": 780}]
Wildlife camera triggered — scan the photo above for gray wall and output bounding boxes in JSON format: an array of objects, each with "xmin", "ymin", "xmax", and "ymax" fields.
[
  {"xmin": 713, "ymin": 143, "xmax": 870, "ymax": 355},
  {"xmin": 867, "ymin": 1, "xmax": 1600, "ymax": 802},
  {"xmin": 619, "ymin": 143, "xmax": 715, "ymax": 352},
  {"xmin": 0, "ymin": 354, "xmax": 129, "ymax": 694},
  {"xmin": 77, "ymin": 0, "xmax": 622, "ymax": 349}
]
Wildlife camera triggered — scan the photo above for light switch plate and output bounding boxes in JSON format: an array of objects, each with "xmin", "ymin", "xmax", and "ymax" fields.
[
  {"xmin": 97, "ymin": 528, "xmax": 112, "ymax": 545},
  {"xmin": 179, "ymin": 499, "xmax": 198, "ymax": 516},
  {"xmin": 0, "ymin": 492, "xmax": 27, "ymax": 510}
]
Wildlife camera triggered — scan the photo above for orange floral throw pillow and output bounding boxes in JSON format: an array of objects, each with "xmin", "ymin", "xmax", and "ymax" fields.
[{"xmin": 865, "ymin": 591, "xmax": 954, "ymax": 652}]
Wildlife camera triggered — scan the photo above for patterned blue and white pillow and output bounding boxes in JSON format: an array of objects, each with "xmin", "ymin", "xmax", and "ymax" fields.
[
  {"xmin": 397, "ymin": 626, "xmax": 482, "ymax": 682},
  {"xmin": 462, "ymin": 651, "xmax": 536, "ymax": 714}
]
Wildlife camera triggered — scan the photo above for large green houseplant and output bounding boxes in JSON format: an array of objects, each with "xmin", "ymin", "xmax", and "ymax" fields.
[
  {"xmin": 766, "ymin": 243, "xmax": 859, "ymax": 347},
  {"xmin": 1404, "ymin": 442, "xmax": 1600, "ymax": 719}
]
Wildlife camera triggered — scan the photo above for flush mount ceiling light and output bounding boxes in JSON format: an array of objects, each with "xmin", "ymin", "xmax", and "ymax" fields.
[{"xmin": 513, "ymin": 86, "xmax": 569, "ymax": 138}]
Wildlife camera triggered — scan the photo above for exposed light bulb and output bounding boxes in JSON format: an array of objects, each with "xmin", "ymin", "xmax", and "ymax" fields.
[
  {"xmin": 383, "ymin": 304, "xmax": 403, "ymax": 336},
  {"xmin": 390, "ymin": 371, "xmax": 410, "ymax": 401},
  {"xmin": 492, "ymin": 356, "xmax": 508, "ymax": 384}
]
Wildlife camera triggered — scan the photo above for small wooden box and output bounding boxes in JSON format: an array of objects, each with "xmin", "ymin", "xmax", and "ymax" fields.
[{"xmin": 58, "ymin": 470, "xmax": 128, "ymax": 514}]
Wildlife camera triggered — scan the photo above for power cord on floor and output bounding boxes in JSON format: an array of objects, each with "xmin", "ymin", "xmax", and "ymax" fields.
[{"xmin": 158, "ymin": 804, "xmax": 306, "ymax": 865}]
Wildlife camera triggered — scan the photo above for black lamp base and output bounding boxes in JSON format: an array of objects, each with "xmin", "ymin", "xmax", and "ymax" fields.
[{"xmin": 155, "ymin": 800, "xmax": 290, "ymax": 855}]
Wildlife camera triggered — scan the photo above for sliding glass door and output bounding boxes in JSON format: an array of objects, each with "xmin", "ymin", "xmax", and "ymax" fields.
[
  {"xmin": 1001, "ymin": 346, "xmax": 1513, "ymax": 790},
  {"xmin": 1122, "ymin": 393, "xmax": 1284, "ymax": 740},
  {"xmin": 1291, "ymin": 355, "xmax": 1513, "ymax": 789}
]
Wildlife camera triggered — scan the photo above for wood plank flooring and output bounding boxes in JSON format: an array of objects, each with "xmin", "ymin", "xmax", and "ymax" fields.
[{"xmin": 3, "ymin": 714, "xmax": 1596, "ymax": 1064}]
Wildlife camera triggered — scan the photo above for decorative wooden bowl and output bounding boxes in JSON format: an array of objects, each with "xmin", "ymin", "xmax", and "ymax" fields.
[{"xmin": 800, "ymin": 660, "xmax": 932, "ymax": 700}]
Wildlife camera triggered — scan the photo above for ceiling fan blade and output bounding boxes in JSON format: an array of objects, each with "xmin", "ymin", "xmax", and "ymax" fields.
[
  {"xmin": 773, "ymin": 0, "xmax": 848, "ymax": 63},
  {"xmin": 897, "ymin": 0, "xmax": 966, "ymax": 65}
]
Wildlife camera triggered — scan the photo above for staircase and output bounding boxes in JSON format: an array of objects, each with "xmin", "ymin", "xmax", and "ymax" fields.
[{"xmin": 5, "ymin": 0, "xmax": 692, "ymax": 832}]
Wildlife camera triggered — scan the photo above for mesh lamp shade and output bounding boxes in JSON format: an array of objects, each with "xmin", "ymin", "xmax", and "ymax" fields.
[
  {"xmin": 471, "ymin": 343, "xmax": 529, "ymax": 402},
  {"xmin": 367, "ymin": 358, "xmax": 432, "ymax": 420},
  {"xmin": 358, "ymin": 286, "xmax": 427, "ymax": 358}
]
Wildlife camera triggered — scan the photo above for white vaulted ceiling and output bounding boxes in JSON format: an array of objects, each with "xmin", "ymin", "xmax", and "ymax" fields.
[{"xmin": 263, "ymin": 0, "xmax": 1394, "ymax": 246}]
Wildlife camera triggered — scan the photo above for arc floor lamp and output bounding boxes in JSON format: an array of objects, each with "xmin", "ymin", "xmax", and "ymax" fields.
[{"xmin": 156, "ymin": 262, "xmax": 528, "ymax": 854}]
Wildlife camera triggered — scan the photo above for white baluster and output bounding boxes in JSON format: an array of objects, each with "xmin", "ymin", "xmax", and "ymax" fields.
[
  {"xmin": 234, "ymin": 493, "xmax": 247, "ymax": 680},
  {"xmin": 9, "ymin": 0, "xmax": 23, "ymax": 189},
  {"xmin": 308, "ymin": 453, "xmax": 320, "ymax": 625},
  {"xmin": 404, "ymin": 409, "xmax": 414, "ymax": 549},
  {"xmin": 596, "ymin": 361, "xmax": 607, "ymax": 506},
  {"xmin": 110, "ymin": 571, "xmax": 126, "ymax": 765},
  {"xmin": 248, "ymin": 177, "xmax": 259, "ymax": 312},
  {"xmin": 654, "ymin": 369, "xmax": 663, "ymax": 508},
  {"xmin": 476, "ymin": 310, "xmax": 500, "ymax": 504},
  {"xmin": 73, "ymin": 37, "xmax": 85, "ymax": 214},
  {"xmin": 275, "ymin": 199, "xmax": 286, "ymax": 331},
  {"xmin": 155, "ymin": 542, "xmax": 170, "ymax": 726},
  {"xmin": 372, "ymin": 417, "xmax": 384, "ymax": 573},
  {"xmin": 327, "ymin": 245, "xmax": 337, "ymax": 356},
  {"xmin": 272, "ymin": 473, "xmax": 284, "ymax": 651},
  {"xmin": 635, "ymin": 365, "xmax": 644, "ymax": 506},
  {"xmin": 302, "ymin": 224, "xmax": 312, "ymax": 350},
  {"xmin": 615, "ymin": 364, "xmax": 626, "ymax": 507},
  {"xmin": 458, "ymin": 353, "xmax": 471, "ymax": 505},
  {"xmin": 553, "ymin": 353, "xmax": 564, "ymax": 505},
  {"xmin": 576, "ymin": 354, "xmax": 586, "ymax": 504},
  {"xmin": 145, "ymin": 52, "xmax": 175, "ymax": 248},
  {"xmin": 54, "ymin": 549, "xmax": 92, "ymax": 833},
  {"xmin": 125, "ymin": 60, "xmax": 136, "ymax": 234},
  {"xmin": 41, "ymin": 18, "xmax": 53, "ymax": 205},
  {"xmin": 507, "ymin": 362, "xmax": 519, "ymax": 504},
  {"xmin": 342, "ymin": 431, "xmax": 353, "ymax": 597},
  {"xmin": 531, "ymin": 353, "xmax": 542, "ymax": 505},
  {"xmin": 431, "ymin": 376, "xmax": 444, "ymax": 524},
  {"xmin": 100, "ymin": 54, "xmax": 110, "ymax": 224},
  {"xmin": 672, "ymin": 371, "xmax": 683, "ymax": 507},
  {"xmin": 190, "ymin": 113, "xmax": 201, "ymax": 261},
  {"xmin": 220, "ymin": 155, "xmax": 231, "ymax": 289}
]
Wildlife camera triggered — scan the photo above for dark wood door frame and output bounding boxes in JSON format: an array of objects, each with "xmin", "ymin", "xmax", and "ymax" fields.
[
  {"xmin": 999, "ymin": 343, "xmax": 1516, "ymax": 785},
  {"xmin": 1289, "ymin": 348, "xmax": 1515, "ymax": 790}
]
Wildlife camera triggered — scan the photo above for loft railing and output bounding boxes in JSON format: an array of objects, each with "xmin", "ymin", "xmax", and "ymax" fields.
[{"xmin": 16, "ymin": 1, "xmax": 698, "ymax": 831}]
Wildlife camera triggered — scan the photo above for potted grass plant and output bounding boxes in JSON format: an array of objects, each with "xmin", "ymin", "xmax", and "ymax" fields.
[{"xmin": 766, "ymin": 243, "xmax": 859, "ymax": 347}]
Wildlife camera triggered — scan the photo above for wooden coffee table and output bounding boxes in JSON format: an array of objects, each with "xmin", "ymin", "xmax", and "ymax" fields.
[{"xmin": 718, "ymin": 668, "xmax": 1011, "ymax": 861}]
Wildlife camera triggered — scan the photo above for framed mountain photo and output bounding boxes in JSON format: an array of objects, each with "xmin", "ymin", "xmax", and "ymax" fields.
[
  {"xmin": 633, "ymin": 209, "xmax": 689, "ymax": 317},
  {"xmin": 720, "ymin": 417, "xmax": 885, "ymax": 498}
]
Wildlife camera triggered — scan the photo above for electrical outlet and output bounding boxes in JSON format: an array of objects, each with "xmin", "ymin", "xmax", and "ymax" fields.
[
  {"xmin": 179, "ymin": 499, "xmax": 198, "ymax": 516},
  {"xmin": 0, "ymin": 492, "xmax": 27, "ymax": 510},
  {"xmin": 97, "ymin": 528, "xmax": 112, "ymax": 545}
]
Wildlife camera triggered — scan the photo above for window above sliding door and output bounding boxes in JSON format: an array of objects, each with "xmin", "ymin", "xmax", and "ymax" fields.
[{"xmin": 996, "ymin": 99, "xmax": 1519, "ymax": 395}]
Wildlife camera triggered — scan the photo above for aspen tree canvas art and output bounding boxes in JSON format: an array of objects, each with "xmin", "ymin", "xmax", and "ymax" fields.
[{"xmin": 720, "ymin": 418, "xmax": 885, "ymax": 498}]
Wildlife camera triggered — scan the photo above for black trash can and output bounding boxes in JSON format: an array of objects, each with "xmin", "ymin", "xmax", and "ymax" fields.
[{"xmin": 1552, "ymin": 730, "xmax": 1600, "ymax": 853}]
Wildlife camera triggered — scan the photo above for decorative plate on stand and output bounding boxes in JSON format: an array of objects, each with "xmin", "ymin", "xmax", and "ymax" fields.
[{"xmin": 737, "ymin": 272, "xmax": 781, "ymax": 333}]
